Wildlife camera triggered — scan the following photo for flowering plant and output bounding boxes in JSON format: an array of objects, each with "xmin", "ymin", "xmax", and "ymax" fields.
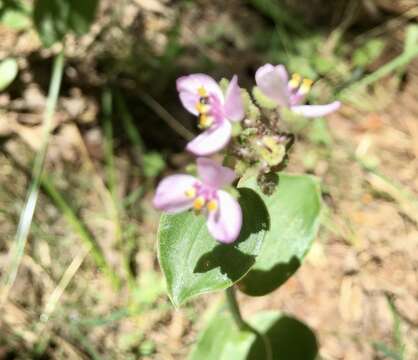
[
  {"xmin": 153, "ymin": 65, "xmax": 340, "ymax": 358},
  {"xmin": 154, "ymin": 157, "xmax": 242, "ymax": 243}
]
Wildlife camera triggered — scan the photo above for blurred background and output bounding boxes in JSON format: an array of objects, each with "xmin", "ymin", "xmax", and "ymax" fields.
[{"xmin": 0, "ymin": 0, "xmax": 417, "ymax": 358}]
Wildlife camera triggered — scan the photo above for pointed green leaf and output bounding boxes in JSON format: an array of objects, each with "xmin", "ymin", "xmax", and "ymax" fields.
[
  {"xmin": 158, "ymin": 188, "xmax": 269, "ymax": 307},
  {"xmin": 189, "ymin": 309, "xmax": 318, "ymax": 360},
  {"xmin": 238, "ymin": 173, "xmax": 322, "ymax": 296},
  {"xmin": 0, "ymin": 58, "xmax": 18, "ymax": 91}
]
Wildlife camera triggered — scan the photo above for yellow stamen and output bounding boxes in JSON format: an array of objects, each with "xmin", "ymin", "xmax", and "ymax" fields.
[
  {"xmin": 193, "ymin": 196, "xmax": 206, "ymax": 211},
  {"xmin": 196, "ymin": 102, "xmax": 210, "ymax": 114},
  {"xmin": 289, "ymin": 73, "xmax": 302, "ymax": 89},
  {"xmin": 199, "ymin": 114, "xmax": 214, "ymax": 129},
  {"xmin": 299, "ymin": 79, "xmax": 313, "ymax": 94},
  {"xmin": 185, "ymin": 187, "xmax": 197, "ymax": 198},
  {"xmin": 207, "ymin": 199, "xmax": 218, "ymax": 212},
  {"xmin": 197, "ymin": 86, "xmax": 208, "ymax": 97}
]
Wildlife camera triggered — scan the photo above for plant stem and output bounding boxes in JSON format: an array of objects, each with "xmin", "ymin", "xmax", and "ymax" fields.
[
  {"xmin": 225, "ymin": 287, "xmax": 246, "ymax": 330},
  {"xmin": 225, "ymin": 287, "xmax": 273, "ymax": 360},
  {"xmin": 1, "ymin": 49, "xmax": 65, "ymax": 305}
]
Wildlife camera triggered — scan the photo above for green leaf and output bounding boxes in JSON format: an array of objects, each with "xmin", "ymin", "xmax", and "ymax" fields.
[
  {"xmin": 308, "ymin": 118, "xmax": 333, "ymax": 146},
  {"xmin": 143, "ymin": 152, "xmax": 165, "ymax": 178},
  {"xmin": 33, "ymin": 0, "xmax": 99, "ymax": 47},
  {"xmin": 158, "ymin": 188, "xmax": 269, "ymax": 307},
  {"xmin": 404, "ymin": 24, "xmax": 418, "ymax": 56},
  {"xmin": 0, "ymin": 0, "xmax": 32, "ymax": 30},
  {"xmin": 353, "ymin": 38, "xmax": 385, "ymax": 67},
  {"xmin": 373, "ymin": 342, "xmax": 402, "ymax": 360},
  {"xmin": 238, "ymin": 173, "xmax": 322, "ymax": 296},
  {"xmin": 0, "ymin": 58, "xmax": 18, "ymax": 91},
  {"xmin": 189, "ymin": 309, "xmax": 318, "ymax": 360}
]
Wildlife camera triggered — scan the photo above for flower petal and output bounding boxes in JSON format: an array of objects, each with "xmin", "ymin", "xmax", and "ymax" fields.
[
  {"xmin": 186, "ymin": 121, "xmax": 232, "ymax": 156},
  {"xmin": 177, "ymin": 74, "xmax": 224, "ymax": 102},
  {"xmin": 255, "ymin": 64, "xmax": 290, "ymax": 107},
  {"xmin": 255, "ymin": 63, "xmax": 275, "ymax": 80},
  {"xmin": 196, "ymin": 158, "xmax": 236, "ymax": 189},
  {"xmin": 207, "ymin": 190, "xmax": 242, "ymax": 243},
  {"xmin": 153, "ymin": 175, "xmax": 197, "ymax": 213},
  {"xmin": 179, "ymin": 91, "xmax": 199, "ymax": 115},
  {"xmin": 224, "ymin": 75, "xmax": 244, "ymax": 122},
  {"xmin": 291, "ymin": 101, "xmax": 341, "ymax": 118},
  {"xmin": 276, "ymin": 64, "xmax": 289, "ymax": 84}
]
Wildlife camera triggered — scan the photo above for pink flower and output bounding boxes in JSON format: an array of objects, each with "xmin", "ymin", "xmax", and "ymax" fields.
[
  {"xmin": 177, "ymin": 74, "xmax": 244, "ymax": 156},
  {"xmin": 255, "ymin": 64, "xmax": 341, "ymax": 117},
  {"xmin": 153, "ymin": 158, "xmax": 242, "ymax": 244}
]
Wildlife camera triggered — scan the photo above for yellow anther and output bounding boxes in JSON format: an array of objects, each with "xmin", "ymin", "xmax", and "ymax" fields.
[
  {"xmin": 185, "ymin": 187, "xmax": 197, "ymax": 198},
  {"xmin": 196, "ymin": 102, "xmax": 210, "ymax": 114},
  {"xmin": 193, "ymin": 196, "xmax": 206, "ymax": 211},
  {"xmin": 198, "ymin": 114, "xmax": 214, "ymax": 129},
  {"xmin": 289, "ymin": 73, "xmax": 302, "ymax": 88},
  {"xmin": 299, "ymin": 78, "xmax": 313, "ymax": 94},
  {"xmin": 207, "ymin": 199, "xmax": 218, "ymax": 212},
  {"xmin": 197, "ymin": 86, "xmax": 208, "ymax": 97}
]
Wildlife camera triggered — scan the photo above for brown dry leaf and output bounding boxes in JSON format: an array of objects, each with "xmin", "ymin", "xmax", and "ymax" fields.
[
  {"xmin": 1, "ymin": 302, "xmax": 37, "ymax": 345},
  {"xmin": 49, "ymin": 123, "xmax": 82, "ymax": 162},
  {"xmin": 339, "ymin": 277, "xmax": 364, "ymax": 322},
  {"xmin": 366, "ymin": 172, "xmax": 418, "ymax": 224},
  {"xmin": 0, "ymin": 115, "xmax": 14, "ymax": 137},
  {"xmin": 404, "ymin": 117, "xmax": 418, "ymax": 158},
  {"xmin": 133, "ymin": 0, "xmax": 167, "ymax": 13},
  {"xmin": 12, "ymin": 122, "xmax": 44, "ymax": 150}
]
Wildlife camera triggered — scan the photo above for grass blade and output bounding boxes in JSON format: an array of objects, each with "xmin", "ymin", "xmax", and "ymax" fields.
[
  {"xmin": 40, "ymin": 174, "xmax": 121, "ymax": 288},
  {"xmin": 1, "ymin": 50, "xmax": 65, "ymax": 305},
  {"xmin": 102, "ymin": 89, "xmax": 122, "ymax": 244}
]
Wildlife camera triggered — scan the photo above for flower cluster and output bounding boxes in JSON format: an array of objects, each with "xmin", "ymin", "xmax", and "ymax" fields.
[{"xmin": 153, "ymin": 64, "xmax": 341, "ymax": 243}]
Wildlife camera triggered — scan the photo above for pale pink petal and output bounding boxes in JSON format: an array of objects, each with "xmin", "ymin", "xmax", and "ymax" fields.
[
  {"xmin": 207, "ymin": 190, "xmax": 242, "ymax": 243},
  {"xmin": 276, "ymin": 64, "xmax": 289, "ymax": 84},
  {"xmin": 224, "ymin": 75, "xmax": 244, "ymax": 122},
  {"xmin": 179, "ymin": 91, "xmax": 199, "ymax": 115},
  {"xmin": 176, "ymin": 74, "xmax": 224, "ymax": 102},
  {"xmin": 255, "ymin": 63, "xmax": 275, "ymax": 81},
  {"xmin": 291, "ymin": 101, "xmax": 341, "ymax": 118},
  {"xmin": 153, "ymin": 175, "xmax": 197, "ymax": 213},
  {"xmin": 186, "ymin": 121, "xmax": 232, "ymax": 156},
  {"xmin": 196, "ymin": 158, "xmax": 236, "ymax": 189},
  {"xmin": 255, "ymin": 64, "xmax": 290, "ymax": 107}
]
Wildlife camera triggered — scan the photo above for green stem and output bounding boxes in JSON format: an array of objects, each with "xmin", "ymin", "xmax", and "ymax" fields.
[
  {"xmin": 225, "ymin": 287, "xmax": 273, "ymax": 360},
  {"xmin": 225, "ymin": 287, "xmax": 246, "ymax": 330},
  {"xmin": 341, "ymin": 29, "xmax": 418, "ymax": 98},
  {"xmin": 1, "ymin": 50, "xmax": 65, "ymax": 304}
]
